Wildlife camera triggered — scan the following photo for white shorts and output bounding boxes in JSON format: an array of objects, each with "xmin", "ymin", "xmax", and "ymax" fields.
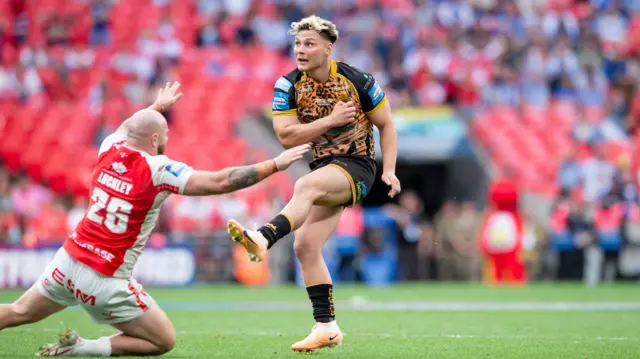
[{"xmin": 36, "ymin": 248, "xmax": 154, "ymax": 324}]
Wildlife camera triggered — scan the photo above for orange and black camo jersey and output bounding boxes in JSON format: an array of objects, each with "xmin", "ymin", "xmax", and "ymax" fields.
[{"xmin": 271, "ymin": 60, "xmax": 387, "ymax": 160}]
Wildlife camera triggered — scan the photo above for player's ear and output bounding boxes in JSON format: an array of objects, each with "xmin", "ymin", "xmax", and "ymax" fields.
[
  {"xmin": 151, "ymin": 133, "xmax": 159, "ymax": 147},
  {"xmin": 325, "ymin": 42, "xmax": 333, "ymax": 56}
]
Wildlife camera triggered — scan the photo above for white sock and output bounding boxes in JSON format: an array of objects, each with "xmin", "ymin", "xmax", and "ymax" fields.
[
  {"xmin": 72, "ymin": 336, "xmax": 112, "ymax": 357},
  {"xmin": 316, "ymin": 320, "xmax": 339, "ymax": 332}
]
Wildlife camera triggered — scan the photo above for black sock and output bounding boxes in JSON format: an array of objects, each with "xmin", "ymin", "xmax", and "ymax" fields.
[
  {"xmin": 306, "ymin": 284, "xmax": 335, "ymax": 323},
  {"xmin": 258, "ymin": 213, "xmax": 292, "ymax": 249}
]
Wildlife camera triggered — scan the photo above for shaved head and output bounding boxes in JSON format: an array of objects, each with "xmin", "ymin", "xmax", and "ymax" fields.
[{"xmin": 125, "ymin": 109, "xmax": 169, "ymax": 155}]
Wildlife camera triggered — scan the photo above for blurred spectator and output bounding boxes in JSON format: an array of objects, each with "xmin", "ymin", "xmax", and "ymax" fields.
[
  {"xmin": 333, "ymin": 204, "xmax": 364, "ymax": 282},
  {"xmin": 610, "ymin": 156, "xmax": 638, "ymax": 204},
  {"xmin": 522, "ymin": 210, "xmax": 547, "ymax": 281},
  {"xmin": 10, "ymin": 176, "xmax": 51, "ymax": 220},
  {"xmin": 90, "ymin": 0, "xmax": 114, "ymax": 46},
  {"xmin": 558, "ymin": 150, "xmax": 582, "ymax": 191},
  {"xmin": 556, "ymin": 194, "xmax": 595, "ymax": 280},
  {"xmin": 548, "ymin": 36, "xmax": 580, "ymax": 81},
  {"xmin": 0, "ymin": 64, "xmax": 43, "ymax": 103},
  {"xmin": 541, "ymin": 3, "xmax": 579, "ymax": 41},
  {"xmin": 416, "ymin": 221, "xmax": 438, "ymax": 280},
  {"xmin": 437, "ymin": 0, "xmax": 475, "ymax": 30},
  {"xmin": 595, "ymin": 4, "xmax": 628, "ymax": 45},
  {"xmin": 521, "ymin": 71, "xmax": 551, "ymax": 107},
  {"xmin": 156, "ymin": 12, "xmax": 184, "ymax": 61},
  {"xmin": 436, "ymin": 200, "xmax": 481, "ymax": 281},
  {"xmin": 581, "ymin": 145, "xmax": 615, "ymax": 202},
  {"xmin": 197, "ymin": 16, "xmax": 222, "ymax": 48},
  {"xmin": 252, "ymin": 9, "xmax": 289, "ymax": 52},
  {"xmin": 452, "ymin": 200, "xmax": 481, "ymax": 281},
  {"xmin": 487, "ymin": 64, "xmax": 520, "ymax": 106},
  {"xmin": 65, "ymin": 43, "xmax": 95, "ymax": 70},
  {"xmin": 576, "ymin": 64, "xmax": 608, "ymax": 108},
  {"xmin": 0, "ymin": 168, "xmax": 17, "ymax": 244},
  {"xmin": 592, "ymin": 196, "xmax": 624, "ymax": 283},
  {"xmin": 385, "ymin": 190, "xmax": 425, "ymax": 281},
  {"xmin": 19, "ymin": 40, "xmax": 48, "ymax": 68},
  {"xmin": 572, "ymin": 108, "xmax": 602, "ymax": 145}
]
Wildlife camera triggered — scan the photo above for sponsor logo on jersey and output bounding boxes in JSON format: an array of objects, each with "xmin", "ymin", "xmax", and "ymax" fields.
[
  {"xmin": 356, "ymin": 181, "xmax": 368, "ymax": 201},
  {"xmin": 111, "ymin": 162, "xmax": 128, "ymax": 175},
  {"xmin": 368, "ymin": 82, "xmax": 384, "ymax": 106},
  {"xmin": 164, "ymin": 163, "xmax": 186, "ymax": 177},
  {"xmin": 315, "ymin": 98, "xmax": 332, "ymax": 107},
  {"xmin": 72, "ymin": 236, "xmax": 116, "ymax": 263},
  {"xmin": 332, "ymin": 85, "xmax": 350, "ymax": 92},
  {"xmin": 274, "ymin": 77, "xmax": 292, "ymax": 93},
  {"xmin": 273, "ymin": 91, "xmax": 290, "ymax": 111}
]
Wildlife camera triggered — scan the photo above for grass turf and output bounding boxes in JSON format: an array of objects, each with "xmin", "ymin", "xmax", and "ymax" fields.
[{"xmin": 0, "ymin": 283, "xmax": 638, "ymax": 358}]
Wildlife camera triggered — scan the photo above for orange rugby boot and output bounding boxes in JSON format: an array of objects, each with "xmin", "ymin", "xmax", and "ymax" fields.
[
  {"xmin": 227, "ymin": 219, "xmax": 268, "ymax": 262},
  {"xmin": 291, "ymin": 323, "xmax": 344, "ymax": 352}
]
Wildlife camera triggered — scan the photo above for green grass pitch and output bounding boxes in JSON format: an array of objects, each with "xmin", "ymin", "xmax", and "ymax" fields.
[{"xmin": 1, "ymin": 283, "xmax": 638, "ymax": 358}]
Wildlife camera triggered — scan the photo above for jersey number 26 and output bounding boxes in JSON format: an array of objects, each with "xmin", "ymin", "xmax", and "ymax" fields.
[{"xmin": 87, "ymin": 187, "xmax": 133, "ymax": 234}]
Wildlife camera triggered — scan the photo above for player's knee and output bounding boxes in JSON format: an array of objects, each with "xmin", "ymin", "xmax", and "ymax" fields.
[
  {"xmin": 157, "ymin": 335, "xmax": 175, "ymax": 354},
  {"xmin": 293, "ymin": 237, "xmax": 321, "ymax": 262},
  {"xmin": 156, "ymin": 320, "xmax": 176, "ymax": 354},
  {"xmin": 293, "ymin": 176, "xmax": 326, "ymax": 200}
]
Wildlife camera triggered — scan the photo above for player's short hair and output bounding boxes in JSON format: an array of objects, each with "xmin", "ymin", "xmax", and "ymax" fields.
[{"xmin": 289, "ymin": 15, "xmax": 339, "ymax": 44}]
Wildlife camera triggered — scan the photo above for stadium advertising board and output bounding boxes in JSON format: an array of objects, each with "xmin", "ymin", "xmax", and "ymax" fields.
[
  {"xmin": 373, "ymin": 106, "xmax": 472, "ymax": 161},
  {"xmin": 0, "ymin": 245, "xmax": 196, "ymax": 288}
]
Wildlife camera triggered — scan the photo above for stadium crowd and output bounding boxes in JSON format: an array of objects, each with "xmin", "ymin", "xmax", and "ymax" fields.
[{"xmin": 1, "ymin": 0, "xmax": 640, "ymax": 282}]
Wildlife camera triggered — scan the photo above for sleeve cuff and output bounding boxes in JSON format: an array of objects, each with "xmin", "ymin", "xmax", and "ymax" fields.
[
  {"xmin": 365, "ymin": 96, "xmax": 387, "ymax": 116},
  {"xmin": 273, "ymin": 109, "xmax": 297, "ymax": 116}
]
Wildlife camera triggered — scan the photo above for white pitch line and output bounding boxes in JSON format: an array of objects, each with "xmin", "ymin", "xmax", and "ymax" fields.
[
  {"xmin": 151, "ymin": 301, "xmax": 640, "ymax": 311},
  {"xmin": 24, "ymin": 328, "xmax": 640, "ymax": 342}
]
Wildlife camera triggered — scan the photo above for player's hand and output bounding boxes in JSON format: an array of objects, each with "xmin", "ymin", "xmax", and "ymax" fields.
[
  {"xmin": 153, "ymin": 81, "xmax": 183, "ymax": 111},
  {"xmin": 328, "ymin": 101, "xmax": 356, "ymax": 128},
  {"xmin": 274, "ymin": 144, "xmax": 311, "ymax": 171},
  {"xmin": 381, "ymin": 171, "xmax": 401, "ymax": 198}
]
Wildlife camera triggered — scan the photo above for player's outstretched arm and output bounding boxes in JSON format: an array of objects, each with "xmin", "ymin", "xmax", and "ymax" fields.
[
  {"xmin": 114, "ymin": 82, "xmax": 184, "ymax": 136},
  {"xmin": 369, "ymin": 99, "xmax": 401, "ymax": 198},
  {"xmin": 182, "ymin": 144, "xmax": 311, "ymax": 196}
]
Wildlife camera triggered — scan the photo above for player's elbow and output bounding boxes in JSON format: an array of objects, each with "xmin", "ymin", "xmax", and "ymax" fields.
[
  {"xmin": 280, "ymin": 138, "xmax": 296, "ymax": 149},
  {"xmin": 276, "ymin": 132, "xmax": 296, "ymax": 149},
  {"xmin": 212, "ymin": 179, "xmax": 234, "ymax": 194}
]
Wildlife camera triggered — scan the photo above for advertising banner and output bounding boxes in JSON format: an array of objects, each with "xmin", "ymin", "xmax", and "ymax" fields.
[{"xmin": 0, "ymin": 245, "xmax": 196, "ymax": 288}]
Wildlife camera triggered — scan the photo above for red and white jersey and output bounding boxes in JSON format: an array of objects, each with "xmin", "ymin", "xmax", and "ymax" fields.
[{"xmin": 63, "ymin": 133, "xmax": 194, "ymax": 278}]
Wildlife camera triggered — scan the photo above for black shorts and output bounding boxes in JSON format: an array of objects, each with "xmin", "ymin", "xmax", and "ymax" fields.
[{"xmin": 309, "ymin": 155, "xmax": 377, "ymax": 207}]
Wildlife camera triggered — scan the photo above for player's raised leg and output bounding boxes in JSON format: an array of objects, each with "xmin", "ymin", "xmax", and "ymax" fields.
[
  {"xmin": 291, "ymin": 205, "xmax": 344, "ymax": 352},
  {"xmin": 227, "ymin": 165, "xmax": 351, "ymax": 262},
  {"xmin": 0, "ymin": 286, "xmax": 66, "ymax": 331}
]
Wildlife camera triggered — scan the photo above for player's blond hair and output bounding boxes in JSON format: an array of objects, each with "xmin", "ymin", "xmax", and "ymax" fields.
[{"xmin": 288, "ymin": 15, "xmax": 339, "ymax": 43}]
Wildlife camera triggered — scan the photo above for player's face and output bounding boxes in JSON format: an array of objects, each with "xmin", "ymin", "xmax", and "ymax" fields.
[{"xmin": 294, "ymin": 31, "xmax": 331, "ymax": 72}]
